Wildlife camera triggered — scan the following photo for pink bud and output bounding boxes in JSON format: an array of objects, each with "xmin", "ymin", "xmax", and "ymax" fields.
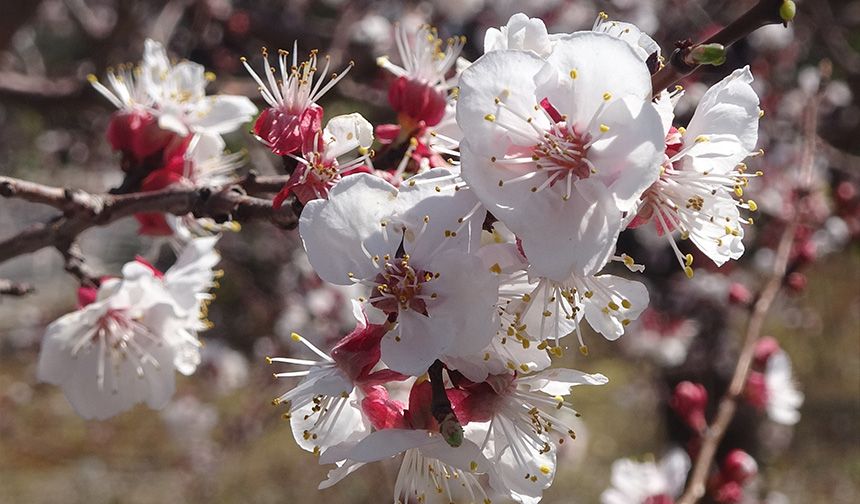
[
  {"xmin": 643, "ymin": 495, "xmax": 675, "ymax": 504},
  {"xmin": 713, "ymin": 480, "xmax": 744, "ymax": 504},
  {"xmin": 670, "ymin": 381, "xmax": 708, "ymax": 432},
  {"xmin": 728, "ymin": 282, "xmax": 752, "ymax": 305},
  {"xmin": 722, "ymin": 449, "xmax": 758, "ymax": 484},
  {"xmin": 786, "ymin": 271, "xmax": 807, "ymax": 293},
  {"xmin": 753, "ymin": 336, "xmax": 780, "ymax": 367},
  {"xmin": 744, "ymin": 371, "xmax": 768, "ymax": 409}
]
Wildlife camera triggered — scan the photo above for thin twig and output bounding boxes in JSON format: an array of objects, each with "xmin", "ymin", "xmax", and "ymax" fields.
[
  {"xmin": 651, "ymin": 0, "xmax": 788, "ymax": 97},
  {"xmin": 0, "ymin": 279, "xmax": 35, "ymax": 296}
]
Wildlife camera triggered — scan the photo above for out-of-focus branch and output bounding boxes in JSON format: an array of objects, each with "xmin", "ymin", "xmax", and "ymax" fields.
[
  {"xmin": 0, "ymin": 71, "xmax": 83, "ymax": 99},
  {"xmin": 652, "ymin": 0, "xmax": 791, "ymax": 97},
  {"xmin": 676, "ymin": 219, "xmax": 796, "ymax": 504},
  {"xmin": 675, "ymin": 62, "xmax": 823, "ymax": 504},
  {"xmin": 0, "ymin": 177, "xmax": 298, "ymax": 267},
  {"xmin": 57, "ymin": 241, "xmax": 101, "ymax": 288},
  {"xmin": 0, "ymin": 279, "xmax": 35, "ymax": 297}
]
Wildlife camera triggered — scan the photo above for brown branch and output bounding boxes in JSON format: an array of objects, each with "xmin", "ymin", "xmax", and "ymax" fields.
[
  {"xmin": 675, "ymin": 61, "xmax": 823, "ymax": 504},
  {"xmin": 0, "ymin": 178, "xmax": 298, "ymax": 267},
  {"xmin": 0, "ymin": 278, "xmax": 34, "ymax": 297},
  {"xmin": 676, "ymin": 220, "xmax": 796, "ymax": 504},
  {"xmin": 651, "ymin": 0, "xmax": 789, "ymax": 97}
]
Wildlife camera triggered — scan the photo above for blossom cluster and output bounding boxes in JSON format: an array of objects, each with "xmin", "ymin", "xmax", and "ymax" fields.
[{"xmin": 32, "ymin": 10, "xmax": 798, "ymax": 504}]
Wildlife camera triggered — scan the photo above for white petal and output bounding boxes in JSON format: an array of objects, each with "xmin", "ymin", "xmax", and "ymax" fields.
[
  {"xmin": 192, "ymin": 95, "xmax": 258, "ymax": 134},
  {"xmin": 540, "ymin": 32, "xmax": 653, "ymax": 124},
  {"xmin": 582, "ymin": 274, "xmax": 649, "ymax": 341},
  {"xmin": 456, "ymin": 50, "xmax": 549, "ymax": 156},
  {"xmin": 346, "ymin": 429, "xmax": 436, "ymax": 463},
  {"xmin": 518, "ymin": 178, "xmax": 623, "ymax": 280},
  {"xmin": 323, "ymin": 113, "xmax": 374, "ymax": 160},
  {"xmin": 299, "ymin": 173, "xmax": 401, "ymax": 284},
  {"xmin": 684, "ymin": 67, "xmax": 759, "ymax": 157},
  {"xmin": 587, "ymin": 96, "xmax": 664, "ymax": 211},
  {"xmin": 381, "ymin": 310, "xmax": 453, "ymax": 376}
]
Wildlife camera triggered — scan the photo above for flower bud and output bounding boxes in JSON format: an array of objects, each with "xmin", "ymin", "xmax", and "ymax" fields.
[
  {"xmin": 753, "ymin": 336, "xmax": 780, "ymax": 368},
  {"xmin": 688, "ymin": 43, "xmax": 727, "ymax": 66},
  {"xmin": 713, "ymin": 480, "xmax": 744, "ymax": 504},
  {"xmin": 722, "ymin": 449, "xmax": 758, "ymax": 484},
  {"xmin": 786, "ymin": 271, "xmax": 807, "ymax": 293},
  {"xmin": 780, "ymin": 1, "xmax": 797, "ymax": 24},
  {"xmin": 670, "ymin": 381, "xmax": 708, "ymax": 432},
  {"xmin": 744, "ymin": 371, "xmax": 768, "ymax": 409},
  {"xmin": 728, "ymin": 282, "xmax": 752, "ymax": 305}
]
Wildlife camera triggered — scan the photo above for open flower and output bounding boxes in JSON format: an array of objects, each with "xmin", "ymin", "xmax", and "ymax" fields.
[
  {"xmin": 243, "ymin": 44, "xmax": 352, "ymax": 155},
  {"xmin": 378, "ymin": 24, "xmax": 465, "ymax": 128},
  {"xmin": 484, "ymin": 13, "xmax": 554, "ymax": 58},
  {"xmin": 90, "ymin": 39, "xmax": 256, "ymax": 140},
  {"xmin": 628, "ymin": 68, "xmax": 761, "ymax": 274},
  {"xmin": 36, "ymin": 238, "xmax": 220, "ymax": 419},
  {"xmin": 273, "ymin": 113, "xmax": 374, "ymax": 206},
  {"xmin": 299, "ymin": 169, "xmax": 496, "ymax": 376},
  {"xmin": 601, "ymin": 449, "xmax": 691, "ymax": 504},
  {"xmin": 458, "ymin": 33, "xmax": 664, "ymax": 281},
  {"xmin": 455, "ymin": 369, "xmax": 608, "ymax": 503}
]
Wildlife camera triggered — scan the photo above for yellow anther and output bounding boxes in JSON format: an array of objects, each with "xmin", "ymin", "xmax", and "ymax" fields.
[
  {"xmin": 694, "ymin": 135, "xmax": 710, "ymax": 143},
  {"xmin": 684, "ymin": 266, "xmax": 694, "ymax": 279},
  {"xmin": 86, "ymin": 74, "xmax": 98, "ymax": 83},
  {"xmin": 484, "ymin": 113, "xmax": 496, "ymax": 122},
  {"xmin": 747, "ymin": 199, "xmax": 758, "ymax": 211},
  {"xmin": 489, "ymin": 263, "xmax": 502, "ymax": 274},
  {"xmin": 519, "ymin": 363, "xmax": 530, "ymax": 372},
  {"xmin": 684, "ymin": 253, "xmax": 694, "ymax": 267},
  {"xmin": 602, "ymin": 92, "xmax": 612, "ymax": 101},
  {"xmin": 569, "ymin": 69, "xmax": 578, "ymax": 79},
  {"xmin": 599, "ymin": 124, "xmax": 610, "ymax": 133},
  {"xmin": 621, "ymin": 299, "xmax": 631, "ymax": 309},
  {"xmin": 539, "ymin": 465, "xmax": 552, "ymax": 475},
  {"xmin": 579, "ymin": 345, "xmax": 589, "ymax": 356},
  {"xmin": 734, "ymin": 186, "xmax": 744, "ymax": 197},
  {"xmin": 470, "ymin": 461, "xmax": 479, "ymax": 472},
  {"xmin": 205, "ymin": 71, "xmax": 217, "ymax": 81},
  {"xmin": 607, "ymin": 301, "xmax": 620, "ymax": 311},
  {"xmin": 291, "ymin": 332, "xmax": 302, "ymax": 342}
]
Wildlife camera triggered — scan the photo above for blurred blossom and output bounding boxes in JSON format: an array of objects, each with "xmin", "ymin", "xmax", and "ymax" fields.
[
  {"xmin": 623, "ymin": 309, "xmax": 699, "ymax": 367},
  {"xmin": 601, "ymin": 448, "xmax": 691, "ymax": 504},
  {"xmin": 161, "ymin": 395, "xmax": 219, "ymax": 472},
  {"xmin": 200, "ymin": 342, "xmax": 250, "ymax": 395}
]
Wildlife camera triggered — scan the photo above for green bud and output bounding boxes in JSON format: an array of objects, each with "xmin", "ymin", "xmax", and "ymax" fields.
[
  {"xmin": 439, "ymin": 413, "xmax": 464, "ymax": 448},
  {"xmin": 780, "ymin": 1, "xmax": 796, "ymax": 23},
  {"xmin": 688, "ymin": 43, "xmax": 727, "ymax": 66}
]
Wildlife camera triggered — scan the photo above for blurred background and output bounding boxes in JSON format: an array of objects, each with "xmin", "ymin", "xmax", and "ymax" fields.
[{"xmin": 0, "ymin": 0, "xmax": 858, "ymax": 503}]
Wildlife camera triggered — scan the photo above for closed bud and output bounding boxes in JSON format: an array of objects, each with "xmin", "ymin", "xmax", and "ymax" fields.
[
  {"xmin": 722, "ymin": 449, "xmax": 758, "ymax": 484},
  {"xmin": 688, "ymin": 43, "xmax": 727, "ymax": 66},
  {"xmin": 670, "ymin": 381, "xmax": 708, "ymax": 432},
  {"xmin": 780, "ymin": 1, "xmax": 797, "ymax": 24}
]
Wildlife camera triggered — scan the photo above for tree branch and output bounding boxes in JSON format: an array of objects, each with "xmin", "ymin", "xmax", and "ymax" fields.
[
  {"xmin": 0, "ymin": 177, "xmax": 298, "ymax": 267},
  {"xmin": 675, "ymin": 61, "xmax": 822, "ymax": 504},
  {"xmin": 0, "ymin": 278, "xmax": 35, "ymax": 296},
  {"xmin": 652, "ymin": 0, "xmax": 790, "ymax": 97}
]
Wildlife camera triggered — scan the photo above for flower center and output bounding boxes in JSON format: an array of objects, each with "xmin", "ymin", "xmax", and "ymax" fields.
[
  {"xmin": 534, "ymin": 121, "xmax": 593, "ymax": 181},
  {"xmin": 369, "ymin": 255, "xmax": 436, "ymax": 316}
]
